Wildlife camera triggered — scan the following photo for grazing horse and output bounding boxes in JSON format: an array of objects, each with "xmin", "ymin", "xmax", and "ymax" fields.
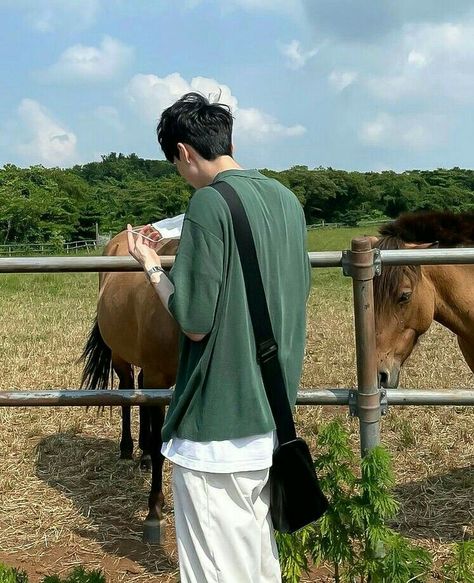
[
  {"xmin": 373, "ymin": 211, "xmax": 474, "ymax": 388},
  {"xmin": 80, "ymin": 229, "xmax": 180, "ymax": 542}
]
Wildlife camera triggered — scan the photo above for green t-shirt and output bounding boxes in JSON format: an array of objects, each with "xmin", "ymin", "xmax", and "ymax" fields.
[{"xmin": 162, "ymin": 169, "xmax": 311, "ymax": 442}]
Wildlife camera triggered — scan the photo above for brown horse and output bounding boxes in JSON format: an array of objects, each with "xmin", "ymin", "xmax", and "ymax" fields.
[
  {"xmin": 373, "ymin": 211, "xmax": 474, "ymax": 388},
  {"xmin": 80, "ymin": 229, "xmax": 180, "ymax": 542}
]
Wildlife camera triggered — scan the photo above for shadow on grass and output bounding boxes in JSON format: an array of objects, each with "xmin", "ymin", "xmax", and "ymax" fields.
[
  {"xmin": 35, "ymin": 431, "xmax": 177, "ymax": 578},
  {"xmin": 393, "ymin": 464, "xmax": 474, "ymax": 542}
]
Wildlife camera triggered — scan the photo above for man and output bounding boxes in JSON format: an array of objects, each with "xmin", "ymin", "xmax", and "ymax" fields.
[{"xmin": 127, "ymin": 92, "xmax": 311, "ymax": 583}]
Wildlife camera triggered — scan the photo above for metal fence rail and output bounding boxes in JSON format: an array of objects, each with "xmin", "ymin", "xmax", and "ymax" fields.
[
  {"xmin": 1, "ymin": 388, "xmax": 474, "ymax": 407},
  {"xmin": 2, "ymin": 247, "xmax": 474, "ymax": 273}
]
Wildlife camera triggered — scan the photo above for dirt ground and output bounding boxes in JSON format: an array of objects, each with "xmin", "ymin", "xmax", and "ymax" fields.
[{"xmin": 0, "ymin": 273, "xmax": 472, "ymax": 581}]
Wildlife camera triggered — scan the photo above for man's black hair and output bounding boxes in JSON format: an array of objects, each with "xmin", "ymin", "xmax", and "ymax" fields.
[{"xmin": 157, "ymin": 92, "xmax": 233, "ymax": 163}]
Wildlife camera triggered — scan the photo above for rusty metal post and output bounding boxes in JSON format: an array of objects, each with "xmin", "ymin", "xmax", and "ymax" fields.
[{"xmin": 344, "ymin": 237, "xmax": 381, "ymax": 456}]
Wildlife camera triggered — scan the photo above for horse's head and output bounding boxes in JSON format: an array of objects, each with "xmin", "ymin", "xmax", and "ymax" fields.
[{"xmin": 372, "ymin": 236, "xmax": 437, "ymax": 388}]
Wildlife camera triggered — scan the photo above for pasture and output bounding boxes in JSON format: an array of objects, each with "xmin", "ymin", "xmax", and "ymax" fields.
[{"xmin": 0, "ymin": 226, "xmax": 472, "ymax": 582}]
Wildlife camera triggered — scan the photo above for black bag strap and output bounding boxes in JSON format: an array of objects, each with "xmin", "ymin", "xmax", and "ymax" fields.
[{"xmin": 212, "ymin": 180, "xmax": 297, "ymax": 445}]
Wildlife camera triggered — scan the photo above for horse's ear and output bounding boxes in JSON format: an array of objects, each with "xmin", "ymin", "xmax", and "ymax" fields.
[
  {"xmin": 366, "ymin": 236, "xmax": 380, "ymax": 248},
  {"xmin": 404, "ymin": 241, "xmax": 439, "ymax": 249}
]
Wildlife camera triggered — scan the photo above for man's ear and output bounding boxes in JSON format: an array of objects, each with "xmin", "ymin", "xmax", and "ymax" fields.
[
  {"xmin": 404, "ymin": 241, "xmax": 439, "ymax": 249},
  {"xmin": 177, "ymin": 143, "xmax": 191, "ymax": 164}
]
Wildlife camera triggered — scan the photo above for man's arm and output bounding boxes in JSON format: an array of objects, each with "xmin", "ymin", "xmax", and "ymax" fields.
[
  {"xmin": 146, "ymin": 267, "xmax": 206, "ymax": 342},
  {"xmin": 127, "ymin": 224, "xmax": 206, "ymax": 342}
]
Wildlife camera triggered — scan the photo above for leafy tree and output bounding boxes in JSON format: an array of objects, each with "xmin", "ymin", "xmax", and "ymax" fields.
[{"xmin": 2, "ymin": 155, "xmax": 474, "ymax": 246}]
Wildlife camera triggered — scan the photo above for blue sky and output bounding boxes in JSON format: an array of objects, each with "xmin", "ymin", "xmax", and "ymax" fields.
[{"xmin": 1, "ymin": 0, "xmax": 474, "ymax": 172}]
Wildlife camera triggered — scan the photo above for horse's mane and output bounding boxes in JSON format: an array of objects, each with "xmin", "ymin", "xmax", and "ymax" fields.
[
  {"xmin": 374, "ymin": 211, "xmax": 474, "ymax": 314},
  {"xmin": 379, "ymin": 210, "xmax": 474, "ymax": 247}
]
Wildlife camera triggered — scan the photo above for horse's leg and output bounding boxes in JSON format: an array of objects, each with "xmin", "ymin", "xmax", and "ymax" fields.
[
  {"xmin": 142, "ymin": 373, "xmax": 168, "ymax": 544},
  {"xmin": 143, "ymin": 404, "xmax": 166, "ymax": 543},
  {"xmin": 113, "ymin": 357, "xmax": 135, "ymax": 460},
  {"xmin": 138, "ymin": 370, "xmax": 152, "ymax": 471},
  {"xmin": 457, "ymin": 336, "xmax": 474, "ymax": 374},
  {"xmin": 121, "ymin": 406, "xmax": 133, "ymax": 459}
]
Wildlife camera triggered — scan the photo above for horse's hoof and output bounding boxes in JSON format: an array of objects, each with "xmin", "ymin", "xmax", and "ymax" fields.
[
  {"xmin": 143, "ymin": 518, "xmax": 165, "ymax": 544},
  {"xmin": 140, "ymin": 454, "xmax": 152, "ymax": 472},
  {"xmin": 119, "ymin": 451, "xmax": 134, "ymax": 461}
]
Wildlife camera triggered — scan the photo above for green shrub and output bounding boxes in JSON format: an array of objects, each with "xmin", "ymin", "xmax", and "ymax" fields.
[
  {"xmin": 0, "ymin": 565, "xmax": 28, "ymax": 583},
  {"xmin": 277, "ymin": 420, "xmax": 432, "ymax": 582},
  {"xmin": 0, "ymin": 565, "xmax": 105, "ymax": 583},
  {"xmin": 443, "ymin": 541, "xmax": 474, "ymax": 583},
  {"xmin": 42, "ymin": 567, "xmax": 105, "ymax": 583}
]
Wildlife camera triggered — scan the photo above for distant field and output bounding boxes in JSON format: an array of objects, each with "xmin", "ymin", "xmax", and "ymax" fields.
[
  {"xmin": 307, "ymin": 225, "xmax": 380, "ymax": 252},
  {"xmin": 307, "ymin": 225, "xmax": 381, "ymax": 295},
  {"xmin": 0, "ymin": 226, "xmax": 472, "ymax": 582}
]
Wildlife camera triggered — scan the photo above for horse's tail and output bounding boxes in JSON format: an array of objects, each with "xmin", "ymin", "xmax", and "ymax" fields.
[{"xmin": 79, "ymin": 317, "xmax": 113, "ymax": 390}]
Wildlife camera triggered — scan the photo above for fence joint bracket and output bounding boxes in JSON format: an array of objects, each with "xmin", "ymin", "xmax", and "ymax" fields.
[
  {"xmin": 348, "ymin": 389, "xmax": 388, "ymax": 418},
  {"xmin": 342, "ymin": 248, "xmax": 381, "ymax": 279}
]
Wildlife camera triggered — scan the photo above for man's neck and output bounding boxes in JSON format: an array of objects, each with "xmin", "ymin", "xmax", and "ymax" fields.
[{"xmin": 205, "ymin": 156, "xmax": 243, "ymax": 185}]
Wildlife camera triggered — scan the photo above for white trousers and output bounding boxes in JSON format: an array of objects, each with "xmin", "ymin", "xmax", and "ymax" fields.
[{"xmin": 172, "ymin": 465, "xmax": 282, "ymax": 583}]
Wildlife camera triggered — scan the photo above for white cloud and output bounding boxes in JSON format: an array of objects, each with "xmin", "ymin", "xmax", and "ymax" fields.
[
  {"xmin": 368, "ymin": 21, "xmax": 474, "ymax": 102},
  {"xmin": 235, "ymin": 108, "xmax": 306, "ymax": 139},
  {"xmin": 281, "ymin": 40, "xmax": 318, "ymax": 70},
  {"xmin": 328, "ymin": 70, "xmax": 357, "ymax": 92},
  {"xmin": 407, "ymin": 50, "xmax": 428, "ymax": 68},
  {"xmin": 42, "ymin": 36, "xmax": 133, "ymax": 83},
  {"xmin": 16, "ymin": 99, "xmax": 78, "ymax": 166},
  {"xmin": 125, "ymin": 73, "xmax": 305, "ymax": 141},
  {"xmin": 23, "ymin": 0, "xmax": 100, "ymax": 32},
  {"xmin": 359, "ymin": 112, "xmax": 448, "ymax": 150}
]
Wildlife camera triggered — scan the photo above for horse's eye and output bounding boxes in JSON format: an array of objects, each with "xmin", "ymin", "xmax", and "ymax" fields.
[{"xmin": 398, "ymin": 291, "xmax": 412, "ymax": 304}]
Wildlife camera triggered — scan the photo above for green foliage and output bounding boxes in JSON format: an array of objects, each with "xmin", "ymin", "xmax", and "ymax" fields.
[
  {"xmin": 0, "ymin": 155, "xmax": 190, "ymax": 246},
  {"xmin": 0, "ymin": 563, "xmax": 105, "ymax": 583},
  {"xmin": 277, "ymin": 529, "xmax": 312, "ymax": 583},
  {"xmin": 277, "ymin": 420, "xmax": 433, "ymax": 582},
  {"xmin": 0, "ymin": 565, "xmax": 28, "ymax": 583},
  {"xmin": 443, "ymin": 541, "xmax": 474, "ymax": 583},
  {"xmin": 2, "ymin": 155, "xmax": 473, "ymax": 247},
  {"xmin": 42, "ymin": 567, "xmax": 105, "ymax": 583},
  {"xmin": 0, "ymin": 565, "xmax": 105, "ymax": 583}
]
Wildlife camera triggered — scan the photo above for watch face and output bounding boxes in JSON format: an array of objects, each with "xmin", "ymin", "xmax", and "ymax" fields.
[{"xmin": 148, "ymin": 266, "xmax": 164, "ymax": 277}]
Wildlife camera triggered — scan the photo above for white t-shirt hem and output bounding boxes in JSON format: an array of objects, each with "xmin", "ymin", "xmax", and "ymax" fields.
[
  {"xmin": 163, "ymin": 452, "xmax": 273, "ymax": 473},
  {"xmin": 161, "ymin": 431, "xmax": 276, "ymax": 474}
]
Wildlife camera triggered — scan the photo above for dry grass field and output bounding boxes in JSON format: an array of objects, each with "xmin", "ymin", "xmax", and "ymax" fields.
[{"xmin": 0, "ymin": 227, "xmax": 472, "ymax": 582}]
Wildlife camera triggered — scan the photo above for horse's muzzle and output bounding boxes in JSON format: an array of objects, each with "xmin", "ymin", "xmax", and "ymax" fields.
[{"xmin": 378, "ymin": 366, "xmax": 400, "ymax": 389}]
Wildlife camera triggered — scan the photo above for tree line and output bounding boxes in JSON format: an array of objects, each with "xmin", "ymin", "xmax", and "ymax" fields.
[{"xmin": 1, "ymin": 152, "xmax": 473, "ymax": 245}]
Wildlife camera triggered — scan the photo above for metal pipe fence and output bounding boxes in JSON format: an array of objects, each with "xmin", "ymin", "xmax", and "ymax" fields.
[
  {"xmin": 2, "ymin": 247, "xmax": 474, "ymax": 273},
  {"xmin": 1, "ymin": 243, "xmax": 474, "ymax": 455},
  {"xmin": 1, "ymin": 240, "xmax": 474, "ymax": 549},
  {"xmin": 1, "ymin": 388, "xmax": 474, "ymax": 407}
]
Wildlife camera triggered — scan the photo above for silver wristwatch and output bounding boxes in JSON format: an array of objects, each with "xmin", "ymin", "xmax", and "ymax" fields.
[{"xmin": 146, "ymin": 265, "xmax": 166, "ymax": 279}]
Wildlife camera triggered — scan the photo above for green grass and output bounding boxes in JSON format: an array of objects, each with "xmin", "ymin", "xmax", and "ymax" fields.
[
  {"xmin": 0, "ymin": 228, "xmax": 380, "ymax": 301},
  {"xmin": 307, "ymin": 226, "xmax": 380, "ymax": 252},
  {"xmin": 0, "ymin": 227, "xmax": 381, "ymax": 307},
  {"xmin": 0, "ymin": 272, "xmax": 96, "ymax": 297},
  {"xmin": 307, "ymin": 226, "xmax": 380, "ymax": 295}
]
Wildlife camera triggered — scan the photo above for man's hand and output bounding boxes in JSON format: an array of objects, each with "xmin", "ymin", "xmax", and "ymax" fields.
[
  {"xmin": 140, "ymin": 224, "xmax": 163, "ymax": 243},
  {"xmin": 127, "ymin": 224, "xmax": 162, "ymax": 270}
]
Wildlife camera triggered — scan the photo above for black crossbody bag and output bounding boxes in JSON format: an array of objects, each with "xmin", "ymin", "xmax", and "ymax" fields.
[{"xmin": 213, "ymin": 181, "xmax": 329, "ymax": 534}]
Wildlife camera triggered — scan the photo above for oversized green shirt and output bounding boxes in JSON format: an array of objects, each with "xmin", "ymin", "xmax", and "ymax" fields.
[{"xmin": 162, "ymin": 169, "xmax": 311, "ymax": 442}]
